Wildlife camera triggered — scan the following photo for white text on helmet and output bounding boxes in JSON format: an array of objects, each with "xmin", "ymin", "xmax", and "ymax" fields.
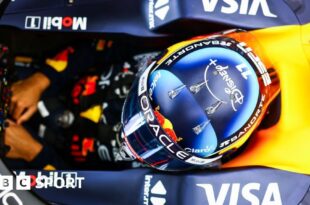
[
  {"xmin": 149, "ymin": 71, "xmax": 161, "ymax": 100},
  {"xmin": 184, "ymin": 146, "xmax": 215, "ymax": 154},
  {"xmin": 215, "ymin": 64, "xmax": 244, "ymax": 111},
  {"xmin": 165, "ymin": 40, "xmax": 232, "ymax": 66},
  {"xmin": 237, "ymin": 42, "xmax": 271, "ymax": 86},
  {"xmin": 140, "ymin": 95, "xmax": 190, "ymax": 161},
  {"xmin": 219, "ymin": 94, "xmax": 265, "ymax": 148}
]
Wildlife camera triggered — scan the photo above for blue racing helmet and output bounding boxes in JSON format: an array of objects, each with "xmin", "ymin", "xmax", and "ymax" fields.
[{"xmin": 120, "ymin": 31, "xmax": 279, "ymax": 171}]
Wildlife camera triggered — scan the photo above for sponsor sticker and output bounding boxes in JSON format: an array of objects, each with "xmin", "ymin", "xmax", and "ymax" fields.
[
  {"xmin": 201, "ymin": 0, "xmax": 277, "ymax": 18},
  {"xmin": 197, "ymin": 182, "xmax": 282, "ymax": 205},
  {"xmin": 25, "ymin": 16, "xmax": 87, "ymax": 31}
]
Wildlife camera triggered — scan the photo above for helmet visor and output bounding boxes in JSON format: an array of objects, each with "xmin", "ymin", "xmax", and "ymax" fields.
[{"xmin": 120, "ymin": 62, "xmax": 221, "ymax": 171}]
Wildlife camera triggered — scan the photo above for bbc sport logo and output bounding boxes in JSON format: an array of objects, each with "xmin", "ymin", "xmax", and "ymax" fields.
[{"xmin": 0, "ymin": 172, "xmax": 85, "ymax": 190}]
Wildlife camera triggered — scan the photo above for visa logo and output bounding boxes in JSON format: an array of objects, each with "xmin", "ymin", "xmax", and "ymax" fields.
[
  {"xmin": 202, "ymin": 0, "xmax": 277, "ymax": 18},
  {"xmin": 197, "ymin": 182, "xmax": 282, "ymax": 205}
]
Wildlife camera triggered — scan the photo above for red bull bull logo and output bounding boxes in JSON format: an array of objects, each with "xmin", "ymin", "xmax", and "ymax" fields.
[
  {"xmin": 45, "ymin": 47, "xmax": 74, "ymax": 72},
  {"xmin": 154, "ymin": 110, "xmax": 179, "ymax": 142}
]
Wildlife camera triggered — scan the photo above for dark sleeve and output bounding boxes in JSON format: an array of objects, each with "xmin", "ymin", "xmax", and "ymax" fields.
[
  {"xmin": 28, "ymin": 144, "xmax": 68, "ymax": 170},
  {"xmin": 39, "ymin": 39, "xmax": 118, "ymax": 91}
]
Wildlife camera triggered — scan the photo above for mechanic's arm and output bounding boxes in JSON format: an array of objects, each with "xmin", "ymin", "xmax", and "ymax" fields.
[
  {"xmin": 4, "ymin": 120, "xmax": 66, "ymax": 170},
  {"xmin": 10, "ymin": 72, "xmax": 50, "ymax": 124}
]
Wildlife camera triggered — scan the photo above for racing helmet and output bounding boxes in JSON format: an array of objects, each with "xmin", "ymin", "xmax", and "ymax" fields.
[{"xmin": 120, "ymin": 30, "xmax": 280, "ymax": 171}]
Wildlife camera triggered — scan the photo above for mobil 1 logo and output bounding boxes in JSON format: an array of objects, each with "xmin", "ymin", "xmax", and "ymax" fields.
[{"xmin": 25, "ymin": 16, "xmax": 87, "ymax": 31}]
